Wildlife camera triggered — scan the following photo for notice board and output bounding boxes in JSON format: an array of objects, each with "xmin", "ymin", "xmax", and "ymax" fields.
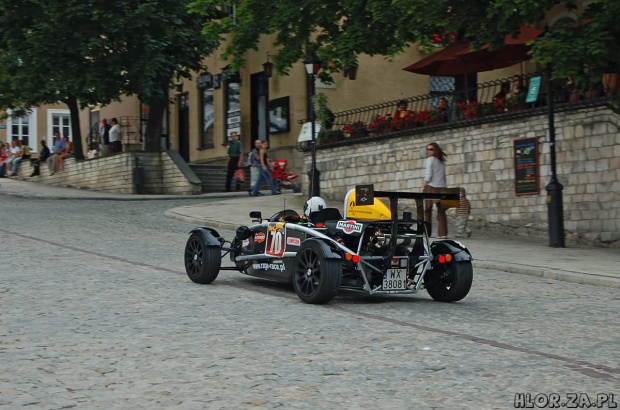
[{"xmin": 513, "ymin": 137, "xmax": 540, "ymax": 195}]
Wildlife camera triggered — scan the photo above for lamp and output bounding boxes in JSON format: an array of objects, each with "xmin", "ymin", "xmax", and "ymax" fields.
[
  {"xmin": 304, "ymin": 54, "xmax": 321, "ymax": 76},
  {"xmin": 263, "ymin": 53, "xmax": 274, "ymax": 78},
  {"xmin": 347, "ymin": 66, "xmax": 358, "ymax": 80},
  {"xmin": 303, "ymin": 53, "xmax": 322, "ymax": 198}
]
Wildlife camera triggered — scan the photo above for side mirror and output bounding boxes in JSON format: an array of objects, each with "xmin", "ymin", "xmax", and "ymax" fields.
[{"xmin": 249, "ymin": 211, "xmax": 262, "ymax": 222}]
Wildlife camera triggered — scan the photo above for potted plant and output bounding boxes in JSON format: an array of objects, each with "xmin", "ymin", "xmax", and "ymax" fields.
[
  {"xmin": 367, "ymin": 114, "xmax": 392, "ymax": 134},
  {"xmin": 343, "ymin": 121, "xmax": 368, "ymax": 139}
]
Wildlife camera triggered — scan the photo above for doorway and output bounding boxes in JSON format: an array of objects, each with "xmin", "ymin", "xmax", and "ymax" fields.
[{"xmin": 250, "ymin": 72, "xmax": 269, "ymax": 149}]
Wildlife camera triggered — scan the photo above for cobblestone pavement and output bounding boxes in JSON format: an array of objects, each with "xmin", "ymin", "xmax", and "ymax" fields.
[{"xmin": 1, "ymin": 197, "xmax": 618, "ymax": 409}]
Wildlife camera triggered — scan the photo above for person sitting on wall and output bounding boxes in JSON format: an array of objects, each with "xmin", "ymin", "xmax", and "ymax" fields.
[
  {"xmin": 56, "ymin": 134, "xmax": 73, "ymax": 173},
  {"xmin": 30, "ymin": 139, "xmax": 51, "ymax": 177},
  {"xmin": 47, "ymin": 132, "xmax": 66, "ymax": 176}
]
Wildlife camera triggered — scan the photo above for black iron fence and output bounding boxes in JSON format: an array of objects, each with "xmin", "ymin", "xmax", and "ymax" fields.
[{"xmin": 309, "ymin": 72, "xmax": 619, "ymax": 148}]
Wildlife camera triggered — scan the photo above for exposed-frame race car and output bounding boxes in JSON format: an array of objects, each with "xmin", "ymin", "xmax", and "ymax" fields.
[{"xmin": 184, "ymin": 186, "xmax": 473, "ymax": 304}]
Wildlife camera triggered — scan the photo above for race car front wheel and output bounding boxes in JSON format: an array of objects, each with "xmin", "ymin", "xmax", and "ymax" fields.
[
  {"xmin": 425, "ymin": 260, "xmax": 473, "ymax": 302},
  {"xmin": 185, "ymin": 233, "xmax": 221, "ymax": 284},
  {"xmin": 293, "ymin": 241, "xmax": 342, "ymax": 304}
]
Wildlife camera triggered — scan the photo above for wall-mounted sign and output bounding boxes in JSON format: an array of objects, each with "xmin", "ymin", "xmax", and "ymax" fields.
[
  {"xmin": 227, "ymin": 109, "xmax": 241, "ymax": 137},
  {"xmin": 526, "ymin": 76, "xmax": 541, "ymax": 103},
  {"xmin": 197, "ymin": 72, "xmax": 213, "ymax": 89},
  {"xmin": 513, "ymin": 136, "xmax": 540, "ymax": 195},
  {"xmin": 297, "ymin": 122, "xmax": 321, "ymax": 142},
  {"xmin": 0, "ymin": 125, "xmax": 6, "ymax": 129}
]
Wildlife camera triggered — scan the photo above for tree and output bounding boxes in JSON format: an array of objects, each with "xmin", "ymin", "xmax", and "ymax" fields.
[
  {"xmin": 0, "ymin": 0, "xmax": 221, "ymax": 157},
  {"xmin": 110, "ymin": 0, "xmax": 221, "ymax": 151},
  {"xmin": 0, "ymin": 0, "xmax": 130, "ymax": 160},
  {"xmin": 189, "ymin": 0, "xmax": 619, "ymax": 87}
]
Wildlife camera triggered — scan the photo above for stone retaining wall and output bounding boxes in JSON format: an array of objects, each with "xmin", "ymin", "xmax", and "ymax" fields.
[
  {"xmin": 309, "ymin": 106, "xmax": 620, "ymax": 248},
  {"xmin": 12, "ymin": 151, "xmax": 201, "ymax": 195}
]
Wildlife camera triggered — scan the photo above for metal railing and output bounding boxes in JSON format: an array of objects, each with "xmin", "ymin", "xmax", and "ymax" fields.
[{"xmin": 306, "ymin": 72, "xmax": 619, "ymax": 149}]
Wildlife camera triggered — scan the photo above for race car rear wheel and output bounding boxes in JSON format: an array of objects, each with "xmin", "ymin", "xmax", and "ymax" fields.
[
  {"xmin": 425, "ymin": 260, "xmax": 473, "ymax": 302},
  {"xmin": 185, "ymin": 233, "xmax": 221, "ymax": 284},
  {"xmin": 293, "ymin": 241, "xmax": 342, "ymax": 304}
]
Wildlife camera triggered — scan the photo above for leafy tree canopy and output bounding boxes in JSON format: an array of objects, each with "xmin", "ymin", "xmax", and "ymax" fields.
[
  {"xmin": 190, "ymin": 0, "xmax": 618, "ymax": 86},
  {"xmin": 0, "ymin": 0, "xmax": 221, "ymax": 154}
]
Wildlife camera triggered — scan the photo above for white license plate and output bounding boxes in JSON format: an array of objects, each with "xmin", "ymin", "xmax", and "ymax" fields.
[{"xmin": 382, "ymin": 268, "xmax": 407, "ymax": 290}]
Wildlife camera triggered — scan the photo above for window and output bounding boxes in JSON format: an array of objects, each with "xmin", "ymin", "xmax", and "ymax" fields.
[
  {"xmin": 269, "ymin": 97, "xmax": 290, "ymax": 134},
  {"xmin": 224, "ymin": 81, "xmax": 241, "ymax": 143},
  {"xmin": 197, "ymin": 72, "xmax": 215, "ymax": 148},
  {"xmin": 200, "ymin": 88, "xmax": 215, "ymax": 148},
  {"xmin": 6, "ymin": 108, "xmax": 37, "ymax": 151},
  {"xmin": 48, "ymin": 110, "xmax": 72, "ymax": 141},
  {"xmin": 10, "ymin": 115, "xmax": 30, "ymax": 146},
  {"xmin": 53, "ymin": 114, "xmax": 71, "ymax": 138}
]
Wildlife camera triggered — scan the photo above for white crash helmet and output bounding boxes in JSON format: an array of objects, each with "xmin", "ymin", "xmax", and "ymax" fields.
[{"xmin": 303, "ymin": 196, "xmax": 327, "ymax": 218}]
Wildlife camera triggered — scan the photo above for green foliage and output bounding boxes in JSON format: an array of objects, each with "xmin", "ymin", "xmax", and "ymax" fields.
[
  {"xmin": 0, "ymin": 0, "xmax": 221, "ymax": 153},
  {"xmin": 189, "ymin": 0, "xmax": 619, "ymax": 90}
]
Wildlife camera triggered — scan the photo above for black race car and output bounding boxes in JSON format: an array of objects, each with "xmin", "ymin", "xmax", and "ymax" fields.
[{"xmin": 184, "ymin": 187, "xmax": 473, "ymax": 304}]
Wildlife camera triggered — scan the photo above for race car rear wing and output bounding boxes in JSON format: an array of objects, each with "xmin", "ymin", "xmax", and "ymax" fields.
[{"xmin": 355, "ymin": 184, "xmax": 460, "ymax": 222}]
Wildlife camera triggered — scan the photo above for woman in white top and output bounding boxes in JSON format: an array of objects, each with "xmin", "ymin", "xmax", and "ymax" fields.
[
  {"xmin": 422, "ymin": 142, "xmax": 448, "ymax": 238},
  {"xmin": 109, "ymin": 118, "xmax": 122, "ymax": 153}
]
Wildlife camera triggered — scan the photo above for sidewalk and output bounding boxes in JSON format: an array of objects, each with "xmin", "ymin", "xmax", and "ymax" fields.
[{"xmin": 2, "ymin": 178, "xmax": 619, "ymax": 288}]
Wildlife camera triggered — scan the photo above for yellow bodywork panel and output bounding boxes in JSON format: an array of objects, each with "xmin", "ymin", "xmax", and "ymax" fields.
[{"xmin": 343, "ymin": 189, "xmax": 392, "ymax": 220}]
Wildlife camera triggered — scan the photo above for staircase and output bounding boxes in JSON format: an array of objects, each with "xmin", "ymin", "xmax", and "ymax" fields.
[{"xmin": 188, "ymin": 163, "xmax": 252, "ymax": 193}]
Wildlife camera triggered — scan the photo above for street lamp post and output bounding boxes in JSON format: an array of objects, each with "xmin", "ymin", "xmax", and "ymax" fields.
[
  {"xmin": 545, "ymin": 63, "xmax": 565, "ymax": 247},
  {"xmin": 304, "ymin": 54, "xmax": 321, "ymax": 198}
]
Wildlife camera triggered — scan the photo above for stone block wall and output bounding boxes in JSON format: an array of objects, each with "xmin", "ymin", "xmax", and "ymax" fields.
[
  {"xmin": 13, "ymin": 151, "xmax": 201, "ymax": 195},
  {"xmin": 309, "ymin": 106, "xmax": 620, "ymax": 248}
]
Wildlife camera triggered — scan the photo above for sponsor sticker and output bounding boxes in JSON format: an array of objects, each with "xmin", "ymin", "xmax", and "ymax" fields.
[
  {"xmin": 242, "ymin": 239, "xmax": 250, "ymax": 247},
  {"xmin": 254, "ymin": 232, "xmax": 266, "ymax": 243},
  {"xmin": 286, "ymin": 237, "xmax": 301, "ymax": 246},
  {"xmin": 336, "ymin": 220, "xmax": 363, "ymax": 234},
  {"xmin": 252, "ymin": 260, "xmax": 286, "ymax": 272}
]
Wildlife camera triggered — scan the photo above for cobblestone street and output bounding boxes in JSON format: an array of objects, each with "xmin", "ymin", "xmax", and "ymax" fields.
[{"xmin": 1, "ymin": 197, "xmax": 618, "ymax": 409}]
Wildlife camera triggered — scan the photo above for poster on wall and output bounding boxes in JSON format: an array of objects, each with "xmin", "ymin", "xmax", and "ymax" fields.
[
  {"xmin": 513, "ymin": 136, "xmax": 540, "ymax": 195},
  {"xmin": 269, "ymin": 97, "xmax": 290, "ymax": 134}
]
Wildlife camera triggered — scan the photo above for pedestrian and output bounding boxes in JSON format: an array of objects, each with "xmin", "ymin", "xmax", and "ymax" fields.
[
  {"xmin": 454, "ymin": 187, "xmax": 472, "ymax": 239},
  {"xmin": 109, "ymin": 118, "xmax": 122, "ymax": 154},
  {"xmin": 56, "ymin": 134, "xmax": 73, "ymax": 173},
  {"xmin": 251, "ymin": 140, "xmax": 279, "ymax": 196},
  {"xmin": 9, "ymin": 139, "xmax": 31, "ymax": 176},
  {"xmin": 30, "ymin": 139, "xmax": 51, "ymax": 177},
  {"xmin": 247, "ymin": 139, "xmax": 262, "ymax": 196},
  {"xmin": 224, "ymin": 132, "xmax": 243, "ymax": 192},
  {"xmin": 47, "ymin": 132, "xmax": 66, "ymax": 175},
  {"xmin": 6, "ymin": 140, "xmax": 22, "ymax": 176},
  {"xmin": 423, "ymin": 142, "xmax": 448, "ymax": 238},
  {"xmin": 100, "ymin": 118, "xmax": 111, "ymax": 156},
  {"xmin": 0, "ymin": 140, "xmax": 16, "ymax": 177}
]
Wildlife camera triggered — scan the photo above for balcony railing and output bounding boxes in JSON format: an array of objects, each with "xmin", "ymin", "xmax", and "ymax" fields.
[{"xmin": 305, "ymin": 72, "xmax": 619, "ymax": 149}]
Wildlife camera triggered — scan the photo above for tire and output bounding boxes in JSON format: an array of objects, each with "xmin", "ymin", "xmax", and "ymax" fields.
[
  {"xmin": 425, "ymin": 260, "xmax": 473, "ymax": 302},
  {"xmin": 293, "ymin": 241, "xmax": 342, "ymax": 304},
  {"xmin": 184, "ymin": 233, "xmax": 221, "ymax": 284}
]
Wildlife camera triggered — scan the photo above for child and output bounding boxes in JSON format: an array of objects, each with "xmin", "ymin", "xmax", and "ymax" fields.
[{"xmin": 455, "ymin": 187, "xmax": 472, "ymax": 239}]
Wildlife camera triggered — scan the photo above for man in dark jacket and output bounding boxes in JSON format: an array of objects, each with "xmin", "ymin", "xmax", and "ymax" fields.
[{"xmin": 30, "ymin": 139, "xmax": 51, "ymax": 177}]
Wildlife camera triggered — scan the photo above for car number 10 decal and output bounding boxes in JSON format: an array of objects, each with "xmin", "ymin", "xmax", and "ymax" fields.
[{"xmin": 266, "ymin": 223, "xmax": 285, "ymax": 257}]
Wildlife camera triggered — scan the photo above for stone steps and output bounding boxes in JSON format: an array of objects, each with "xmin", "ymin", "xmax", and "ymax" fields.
[{"xmin": 188, "ymin": 164, "xmax": 252, "ymax": 193}]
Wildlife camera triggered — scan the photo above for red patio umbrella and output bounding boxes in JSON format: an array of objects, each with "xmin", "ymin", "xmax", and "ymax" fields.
[
  {"xmin": 403, "ymin": 27, "xmax": 542, "ymax": 76},
  {"xmin": 452, "ymin": 26, "xmax": 542, "ymax": 72},
  {"xmin": 403, "ymin": 40, "xmax": 474, "ymax": 76}
]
